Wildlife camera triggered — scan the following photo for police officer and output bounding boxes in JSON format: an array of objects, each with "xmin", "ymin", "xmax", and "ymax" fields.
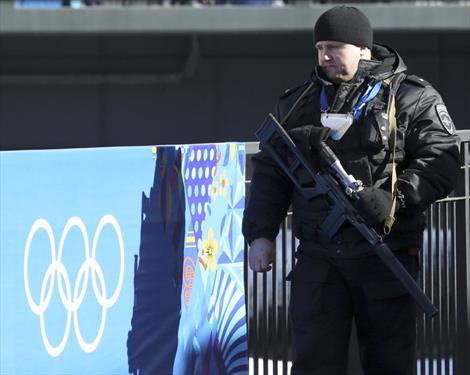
[{"xmin": 242, "ymin": 6, "xmax": 460, "ymax": 375}]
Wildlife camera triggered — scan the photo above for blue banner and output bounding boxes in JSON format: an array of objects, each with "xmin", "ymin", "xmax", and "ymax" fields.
[{"xmin": 0, "ymin": 144, "xmax": 248, "ymax": 375}]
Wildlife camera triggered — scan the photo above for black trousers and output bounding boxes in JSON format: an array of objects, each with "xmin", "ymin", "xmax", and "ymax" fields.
[{"xmin": 288, "ymin": 249, "xmax": 419, "ymax": 375}]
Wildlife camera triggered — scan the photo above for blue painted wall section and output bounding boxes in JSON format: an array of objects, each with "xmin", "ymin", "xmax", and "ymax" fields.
[
  {"xmin": 0, "ymin": 143, "xmax": 248, "ymax": 375},
  {"xmin": 173, "ymin": 143, "xmax": 248, "ymax": 375}
]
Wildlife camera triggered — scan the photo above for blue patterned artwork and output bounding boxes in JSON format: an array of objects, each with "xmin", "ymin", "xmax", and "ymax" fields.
[
  {"xmin": 174, "ymin": 144, "xmax": 247, "ymax": 375},
  {"xmin": 0, "ymin": 143, "xmax": 248, "ymax": 375},
  {"xmin": 127, "ymin": 144, "xmax": 248, "ymax": 375}
]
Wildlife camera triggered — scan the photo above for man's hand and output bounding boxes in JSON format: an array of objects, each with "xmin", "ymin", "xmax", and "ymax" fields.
[
  {"xmin": 355, "ymin": 187, "xmax": 393, "ymax": 226},
  {"xmin": 249, "ymin": 238, "xmax": 275, "ymax": 272},
  {"xmin": 287, "ymin": 126, "xmax": 331, "ymax": 168},
  {"xmin": 288, "ymin": 125, "xmax": 331, "ymax": 148}
]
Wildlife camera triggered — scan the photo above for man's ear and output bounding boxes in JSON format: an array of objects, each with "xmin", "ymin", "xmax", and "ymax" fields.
[{"xmin": 359, "ymin": 46, "xmax": 371, "ymax": 59}]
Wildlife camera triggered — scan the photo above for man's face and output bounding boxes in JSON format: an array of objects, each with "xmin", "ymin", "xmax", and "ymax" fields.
[{"xmin": 315, "ymin": 41, "xmax": 365, "ymax": 83}]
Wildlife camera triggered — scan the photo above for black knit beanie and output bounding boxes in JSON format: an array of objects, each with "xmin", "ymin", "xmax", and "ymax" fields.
[{"xmin": 314, "ymin": 6, "xmax": 373, "ymax": 49}]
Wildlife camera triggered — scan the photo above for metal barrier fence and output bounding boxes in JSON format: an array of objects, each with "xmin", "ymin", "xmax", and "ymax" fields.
[{"xmin": 244, "ymin": 129, "xmax": 470, "ymax": 375}]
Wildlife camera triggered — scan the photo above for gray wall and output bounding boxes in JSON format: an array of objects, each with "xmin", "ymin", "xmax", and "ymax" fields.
[{"xmin": 1, "ymin": 31, "xmax": 469, "ymax": 150}]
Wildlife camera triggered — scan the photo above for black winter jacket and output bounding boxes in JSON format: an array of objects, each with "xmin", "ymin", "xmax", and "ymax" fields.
[{"xmin": 242, "ymin": 43, "xmax": 460, "ymax": 258}]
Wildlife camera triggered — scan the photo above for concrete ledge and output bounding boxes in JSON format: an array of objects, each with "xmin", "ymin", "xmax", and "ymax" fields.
[{"xmin": 1, "ymin": 2, "xmax": 469, "ymax": 33}]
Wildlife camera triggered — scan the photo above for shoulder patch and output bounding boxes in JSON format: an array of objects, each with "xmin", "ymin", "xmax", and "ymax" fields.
[
  {"xmin": 435, "ymin": 104, "xmax": 456, "ymax": 135},
  {"xmin": 405, "ymin": 75, "xmax": 431, "ymax": 88},
  {"xmin": 280, "ymin": 81, "xmax": 310, "ymax": 99}
]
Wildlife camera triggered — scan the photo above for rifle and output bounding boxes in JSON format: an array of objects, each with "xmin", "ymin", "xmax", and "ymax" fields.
[{"xmin": 256, "ymin": 113, "xmax": 438, "ymax": 318}]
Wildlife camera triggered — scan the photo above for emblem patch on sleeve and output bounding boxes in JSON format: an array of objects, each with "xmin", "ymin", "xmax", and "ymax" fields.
[{"xmin": 435, "ymin": 104, "xmax": 456, "ymax": 135}]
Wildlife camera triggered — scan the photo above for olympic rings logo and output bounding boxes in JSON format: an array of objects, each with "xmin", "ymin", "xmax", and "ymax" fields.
[{"xmin": 24, "ymin": 215, "xmax": 125, "ymax": 357}]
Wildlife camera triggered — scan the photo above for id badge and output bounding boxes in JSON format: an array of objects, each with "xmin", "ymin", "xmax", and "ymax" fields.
[{"xmin": 321, "ymin": 113, "xmax": 353, "ymax": 140}]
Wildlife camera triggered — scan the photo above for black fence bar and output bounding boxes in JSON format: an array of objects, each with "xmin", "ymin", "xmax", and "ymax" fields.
[
  {"xmin": 465, "ymin": 140, "xmax": 470, "ymax": 310},
  {"xmin": 243, "ymin": 239, "xmax": 251, "ymax": 372},
  {"xmin": 271, "ymin": 234, "xmax": 278, "ymax": 375},
  {"xmin": 452, "ymin": 200, "xmax": 459, "ymax": 374},
  {"xmin": 253, "ymin": 264, "xmax": 259, "ymax": 375},
  {"xmin": 432, "ymin": 204, "xmax": 439, "ymax": 374},
  {"xmin": 262, "ymin": 271, "xmax": 269, "ymax": 375},
  {"xmin": 281, "ymin": 220, "xmax": 288, "ymax": 375},
  {"xmin": 417, "ymin": 255, "xmax": 425, "ymax": 375},
  {"xmin": 441, "ymin": 202, "xmax": 450, "ymax": 375},
  {"xmin": 289, "ymin": 214, "xmax": 296, "ymax": 374},
  {"xmin": 278, "ymin": 221, "xmax": 287, "ymax": 375},
  {"xmin": 424, "ymin": 206, "xmax": 434, "ymax": 373},
  {"xmin": 245, "ymin": 130, "xmax": 470, "ymax": 374},
  {"xmin": 436, "ymin": 204, "xmax": 443, "ymax": 375},
  {"xmin": 448, "ymin": 201, "xmax": 455, "ymax": 374}
]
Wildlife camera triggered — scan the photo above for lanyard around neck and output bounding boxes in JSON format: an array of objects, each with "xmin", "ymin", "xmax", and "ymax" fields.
[{"xmin": 320, "ymin": 81, "xmax": 383, "ymax": 121}]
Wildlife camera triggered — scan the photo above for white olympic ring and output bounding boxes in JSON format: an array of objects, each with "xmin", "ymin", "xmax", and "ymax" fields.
[{"xmin": 24, "ymin": 215, "xmax": 125, "ymax": 357}]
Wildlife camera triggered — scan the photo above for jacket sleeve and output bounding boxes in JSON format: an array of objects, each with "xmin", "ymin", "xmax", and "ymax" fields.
[
  {"xmin": 242, "ymin": 104, "xmax": 294, "ymax": 244},
  {"xmin": 396, "ymin": 84, "xmax": 460, "ymax": 213}
]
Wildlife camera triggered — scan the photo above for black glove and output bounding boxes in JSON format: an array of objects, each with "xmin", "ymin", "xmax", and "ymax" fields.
[
  {"xmin": 355, "ymin": 187, "xmax": 393, "ymax": 226},
  {"xmin": 287, "ymin": 126, "xmax": 331, "ymax": 166},
  {"xmin": 288, "ymin": 125, "xmax": 330, "ymax": 148}
]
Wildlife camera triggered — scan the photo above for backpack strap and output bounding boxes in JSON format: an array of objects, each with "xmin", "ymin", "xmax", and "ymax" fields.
[{"xmin": 280, "ymin": 82, "xmax": 315, "ymax": 126}]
